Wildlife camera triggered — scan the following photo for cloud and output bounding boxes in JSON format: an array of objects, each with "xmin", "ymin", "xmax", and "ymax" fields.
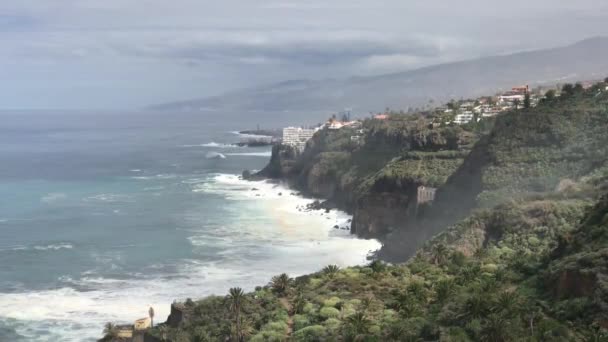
[
  {"xmin": 0, "ymin": 0, "xmax": 607, "ymax": 108},
  {"xmin": 113, "ymin": 30, "xmax": 444, "ymax": 67}
]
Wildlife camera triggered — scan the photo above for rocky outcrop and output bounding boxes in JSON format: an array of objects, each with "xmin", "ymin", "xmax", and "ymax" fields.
[
  {"xmin": 257, "ymin": 144, "xmax": 300, "ymax": 179},
  {"xmin": 351, "ymin": 191, "xmax": 415, "ymax": 238},
  {"xmin": 166, "ymin": 303, "xmax": 193, "ymax": 328}
]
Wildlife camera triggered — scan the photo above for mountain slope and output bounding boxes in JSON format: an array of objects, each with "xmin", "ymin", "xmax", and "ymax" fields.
[
  {"xmin": 137, "ymin": 189, "xmax": 608, "ymax": 342},
  {"xmin": 151, "ymin": 37, "xmax": 608, "ymax": 112},
  {"xmin": 378, "ymin": 80, "xmax": 608, "ymax": 260}
]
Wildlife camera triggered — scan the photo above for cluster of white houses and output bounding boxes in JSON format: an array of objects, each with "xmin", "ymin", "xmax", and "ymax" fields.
[{"xmin": 449, "ymin": 85, "xmax": 535, "ymax": 125}]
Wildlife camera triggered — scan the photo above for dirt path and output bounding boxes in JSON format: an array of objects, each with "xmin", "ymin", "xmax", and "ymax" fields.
[{"xmin": 279, "ymin": 297, "xmax": 294, "ymax": 338}]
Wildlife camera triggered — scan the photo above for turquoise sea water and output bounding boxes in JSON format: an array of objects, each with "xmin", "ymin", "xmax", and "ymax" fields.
[{"xmin": 0, "ymin": 111, "xmax": 380, "ymax": 341}]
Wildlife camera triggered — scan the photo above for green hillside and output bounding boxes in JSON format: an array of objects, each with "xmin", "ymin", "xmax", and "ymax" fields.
[{"xmin": 126, "ymin": 81, "xmax": 608, "ymax": 342}]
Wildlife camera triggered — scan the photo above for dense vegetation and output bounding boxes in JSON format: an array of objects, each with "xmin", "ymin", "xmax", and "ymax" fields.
[
  {"xmin": 107, "ymin": 80, "xmax": 608, "ymax": 341},
  {"xmin": 144, "ymin": 186, "xmax": 607, "ymax": 341}
]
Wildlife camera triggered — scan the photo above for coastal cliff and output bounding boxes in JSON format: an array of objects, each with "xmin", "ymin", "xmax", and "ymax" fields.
[
  {"xmin": 255, "ymin": 83, "xmax": 608, "ymax": 262},
  {"xmin": 107, "ymin": 80, "xmax": 608, "ymax": 342},
  {"xmin": 255, "ymin": 116, "xmax": 476, "ymax": 241},
  {"xmin": 143, "ymin": 181, "xmax": 608, "ymax": 341}
]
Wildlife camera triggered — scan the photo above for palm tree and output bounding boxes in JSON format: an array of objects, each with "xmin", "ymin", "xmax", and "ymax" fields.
[
  {"xmin": 407, "ymin": 282, "xmax": 427, "ymax": 303},
  {"xmin": 293, "ymin": 289, "xmax": 306, "ymax": 314},
  {"xmin": 493, "ymin": 291, "xmax": 520, "ymax": 317},
  {"xmin": 464, "ymin": 293, "xmax": 490, "ymax": 320},
  {"xmin": 227, "ymin": 287, "xmax": 245, "ymax": 341},
  {"xmin": 345, "ymin": 311, "xmax": 371, "ymax": 336},
  {"xmin": 238, "ymin": 318, "xmax": 254, "ymax": 340},
  {"xmin": 346, "ymin": 311, "xmax": 371, "ymax": 340},
  {"xmin": 149, "ymin": 306, "xmax": 155, "ymax": 328},
  {"xmin": 270, "ymin": 273, "xmax": 292, "ymax": 296},
  {"xmin": 102, "ymin": 322, "xmax": 118, "ymax": 339},
  {"xmin": 480, "ymin": 314, "xmax": 510, "ymax": 342},
  {"xmin": 323, "ymin": 264, "xmax": 340, "ymax": 278},
  {"xmin": 432, "ymin": 243, "xmax": 449, "ymax": 265},
  {"xmin": 368, "ymin": 260, "xmax": 386, "ymax": 274},
  {"xmin": 434, "ymin": 278, "xmax": 456, "ymax": 303}
]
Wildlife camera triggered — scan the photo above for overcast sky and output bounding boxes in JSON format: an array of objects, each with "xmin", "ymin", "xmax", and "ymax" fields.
[{"xmin": 1, "ymin": 1, "xmax": 607, "ymax": 109}]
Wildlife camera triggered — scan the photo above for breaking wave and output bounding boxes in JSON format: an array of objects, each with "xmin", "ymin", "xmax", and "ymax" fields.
[{"xmin": 180, "ymin": 142, "xmax": 238, "ymax": 148}]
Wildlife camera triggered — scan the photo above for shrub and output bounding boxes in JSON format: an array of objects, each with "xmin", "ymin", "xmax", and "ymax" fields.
[
  {"xmin": 323, "ymin": 297, "xmax": 341, "ymax": 308},
  {"xmin": 323, "ymin": 318, "xmax": 341, "ymax": 332},
  {"xmin": 250, "ymin": 331, "xmax": 285, "ymax": 342},
  {"xmin": 262, "ymin": 321, "xmax": 288, "ymax": 334},
  {"xmin": 294, "ymin": 325, "xmax": 327, "ymax": 341},
  {"xmin": 293, "ymin": 314, "xmax": 311, "ymax": 331},
  {"xmin": 319, "ymin": 306, "xmax": 341, "ymax": 319}
]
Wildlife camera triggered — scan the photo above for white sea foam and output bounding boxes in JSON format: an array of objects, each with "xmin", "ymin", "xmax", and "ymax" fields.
[
  {"xmin": 0, "ymin": 243, "xmax": 73, "ymax": 252},
  {"xmin": 132, "ymin": 174, "xmax": 177, "ymax": 181},
  {"xmin": 83, "ymin": 194, "xmax": 134, "ymax": 203},
  {"xmin": 0, "ymin": 173, "xmax": 380, "ymax": 341},
  {"xmin": 181, "ymin": 142, "xmax": 237, "ymax": 148},
  {"xmin": 41, "ymin": 192, "xmax": 67, "ymax": 203},
  {"xmin": 33, "ymin": 243, "xmax": 73, "ymax": 251},
  {"xmin": 129, "ymin": 169, "xmax": 142, "ymax": 172},
  {"xmin": 224, "ymin": 151, "xmax": 272, "ymax": 157},
  {"xmin": 230, "ymin": 131, "xmax": 273, "ymax": 140}
]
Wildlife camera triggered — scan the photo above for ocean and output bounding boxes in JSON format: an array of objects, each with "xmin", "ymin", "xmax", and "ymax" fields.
[{"xmin": 0, "ymin": 110, "xmax": 380, "ymax": 341}]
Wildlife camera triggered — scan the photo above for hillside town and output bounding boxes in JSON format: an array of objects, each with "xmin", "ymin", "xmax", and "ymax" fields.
[{"xmin": 281, "ymin": 80, "xmax": 608, "ymax": 152}]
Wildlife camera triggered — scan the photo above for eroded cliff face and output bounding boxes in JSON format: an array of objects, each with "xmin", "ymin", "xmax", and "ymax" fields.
[
  {"xmin": 256, "ymin": 117, "xmax": 474, "ymax": 241},
  {"xmin": 257, "ymin": 144, "xmax": 300, "ymax": 179},
  {"xmin": 351, "ymin": 190, "xmax": 414, "ymax": 238}
]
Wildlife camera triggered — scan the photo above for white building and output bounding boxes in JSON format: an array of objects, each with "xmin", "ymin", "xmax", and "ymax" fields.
[
  {"xmin": 481, "ymin": 110, "xmax": 501, "ymax": 118},
  {"xmin": 327, "ymin": 121, "xmax": 345, "ymax": 130},
  {"xmin": 453, "ymin": 113, "xmax": 474, "ymax": 125},
  {"xmin": 417, "ymin": 186, "xmax": 437, "ymax": 204},
  {"xmin": 282, "ymin": 127, "xmax": 316, "ymax": 151},
  {"xmin": 498, "ymin": 94, "xmax": 525, "ymax": 104}
]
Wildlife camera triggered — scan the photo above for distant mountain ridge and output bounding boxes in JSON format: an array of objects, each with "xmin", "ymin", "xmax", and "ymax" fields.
[{"xmin": 150, "ymin": 37, "xmax": 608, "ymax": 113}]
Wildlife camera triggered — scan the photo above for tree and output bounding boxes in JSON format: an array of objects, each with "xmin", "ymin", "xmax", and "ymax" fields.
[
  {"xmin": 227, "ymin": 287, "xmax": 245, "ymax": 341},
  {"xmin": 102, "ymin": 322, "xmax": 118, "ymax": 339},
  {"xmin": 293, "ymin": 289, "xmax": 306, "ymax": 314},
  {"xmin": 480, "ymin": 314, "xmax": 511, "ymax": 342},
  {"xmin": 432, "ymin": 243, "xmax": 449, "ymax": 265},
  {"xmin": 270, "ymin": 273, "xmax": 292, "ymax": 295},
  {"xmin": 561, "ymin": 83, "xmax": 575, "ymax": 98},
  {"xmin": 435, "ymin": 279, "xmax": 456, "ymax": 303},
  {"xmin": 368, "ymin": 260, "xmax": 386, "ymax": 274},
  {"xmin": 513, "ymin": 99, "xmax": 521, "ymax": 110},
  {"xmin": 493, "ymin": 291, "xmax": 521, "ymax": 317},
  {"xmin": 464, "ymin": 293, "xmax": 490, "ymax": 320},
  {"xmin": 544, "ymin": 89, "xmax": 556, "ymax": 102},
  {"xmin": 344, "ymin": 311, "xmax": 371, "ymax": 336},
  {"xmin": 231, "ymin": 318, "xmax": 253, "ymax": 341},
  {"xmin": 523, "ymin": 92, "xmax": 531, "ymax": 109},
  {"xmin": 323, "ymin": 264, "xmax": 340, "ymax": 279},
  {"xmin": 149, "ymin": 306, "xmax": 155, "ymax": 328}
]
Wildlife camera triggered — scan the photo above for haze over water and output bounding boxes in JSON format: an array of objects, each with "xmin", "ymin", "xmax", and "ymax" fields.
[{"xmin": 0, "ymin": 110, "xmax": 380, "ymax": 341}]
